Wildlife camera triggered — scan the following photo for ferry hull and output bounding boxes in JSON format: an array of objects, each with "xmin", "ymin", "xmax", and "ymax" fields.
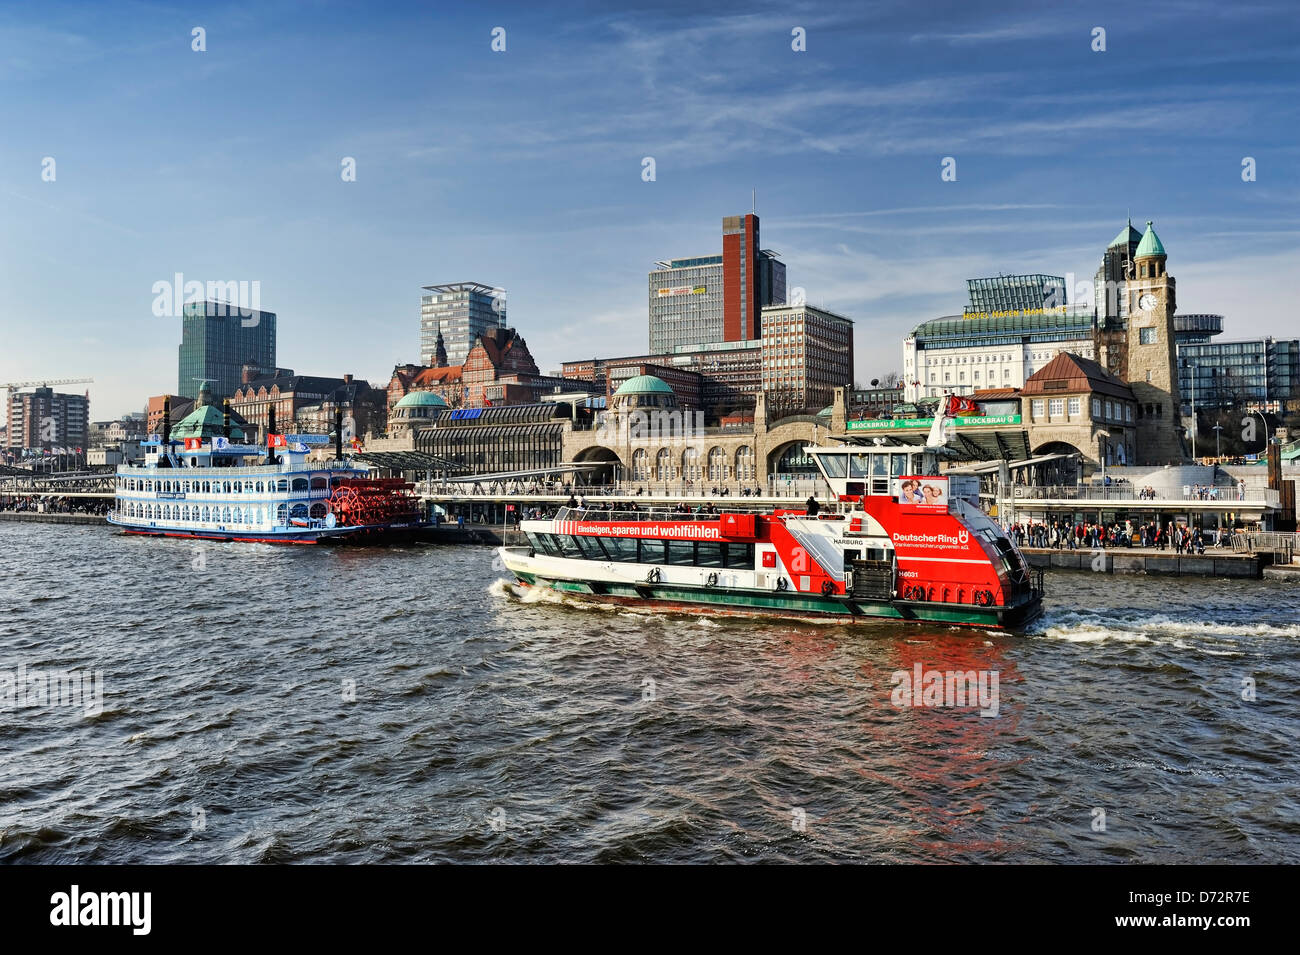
[
  {"xmin": 108, "ymin": 515, "xmax": 429, "ymax": 545},
  {"xmin": 502, "ymin": 561, "xmax": 1042, "ymax": 631}
]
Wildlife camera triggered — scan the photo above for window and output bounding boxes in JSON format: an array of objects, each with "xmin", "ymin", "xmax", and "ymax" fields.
[
  {"xmin": 1092, "ymin": 398, "xmax": 1102, "ymax": 418},
  {"xmin": 1139, "ymin": 327, "xmax": 1157, "ymax": 345},
  {"xmin": 667, "ymin": 542, "xmax": 696, "ymax": 566},
  {"xmin": 1068, "ymin": 397, "xmax": 1081, "ymax": 415},
  {"xmin": 1126, "ymin": 404, "xmax": 1133, "ymax": 422},
  {"xmin": 1031, "ymin": 400, "xmax": 1045, "ymax": 418},
  {"xmin": 1047, "ymin": 398, "xmax": 1063, "ymax": 416}
]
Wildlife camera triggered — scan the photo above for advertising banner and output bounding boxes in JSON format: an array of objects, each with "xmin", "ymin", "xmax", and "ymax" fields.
[{"xmin": 897, "ymin": 475, "xmax": 949, "ymax": 513}]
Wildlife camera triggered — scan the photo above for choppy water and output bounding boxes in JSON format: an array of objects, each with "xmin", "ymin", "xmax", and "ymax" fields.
[{"xmin": 1, "ymin": 523, "xmax": 1297, "ymax": 863}]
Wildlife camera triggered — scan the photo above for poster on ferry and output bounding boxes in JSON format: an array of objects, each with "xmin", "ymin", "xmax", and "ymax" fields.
[{"xmin": 897, "ymin": 476, "xmax": 949, "ymax": 513}]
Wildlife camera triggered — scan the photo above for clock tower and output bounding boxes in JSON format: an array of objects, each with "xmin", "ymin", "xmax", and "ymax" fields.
[{"xmin": 1124, "ymin": 221, "xmax": 1185, "ymax": 464}]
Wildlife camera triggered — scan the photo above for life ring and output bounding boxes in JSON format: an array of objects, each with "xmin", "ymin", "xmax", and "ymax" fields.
[
  {"xmin": 646, "ymin": 567, "xmax": 662, "ymax": 584},
  {"xmin": 775, "ymin": 576, "xmax": 789, "ymax": 592},
  {"xmin": 821, "ymin": 580, "xmax": 836, "ymax": 596},
  {"xmin": 705, "ymin": 572, "xmax": 719, "ymax": 587},
  {"xmin": 973, "ymin": 589, "xmax": 994, "ymax": 606}
]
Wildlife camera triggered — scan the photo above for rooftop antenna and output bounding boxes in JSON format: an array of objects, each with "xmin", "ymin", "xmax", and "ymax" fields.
[{"xmin": 752, "ymin": 189, "xmax": 756, "ymax": 214}]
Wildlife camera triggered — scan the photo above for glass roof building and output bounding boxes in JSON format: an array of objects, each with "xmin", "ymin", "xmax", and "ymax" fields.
[{"xmin": 420, "ymin": 282, "xmax": 506, "ymax": 368}]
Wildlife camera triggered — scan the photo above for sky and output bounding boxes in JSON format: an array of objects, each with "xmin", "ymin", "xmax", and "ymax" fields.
[{"xmin": 1, "ymin": 0, "xmax": 1297, "ymax": 419}]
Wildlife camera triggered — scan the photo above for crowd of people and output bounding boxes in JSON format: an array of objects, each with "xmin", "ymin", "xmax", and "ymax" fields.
[
  {"xmin": 0, "ymin": 495, "xmax": 110, "ymax": 516},
  {"xmin": 1007, "ymin": 519, "xmax": 1217, "ymax": 553}
]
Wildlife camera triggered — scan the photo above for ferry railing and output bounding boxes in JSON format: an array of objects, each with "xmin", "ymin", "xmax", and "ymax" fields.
[
  {"xmin": 999, "ymin": 484, "xmax": 1277, "ymax": 504},
  {"xmin": 554, "ymin": 505, "xmax": 772, "ymax": 523}
]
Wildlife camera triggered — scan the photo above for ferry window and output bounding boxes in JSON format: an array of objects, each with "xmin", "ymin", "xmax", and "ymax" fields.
[
  {"xmin": 538, "ymin": 534, "xmax": 561, "ymax": 556},
  {"xmin": 277, "ymin": 479, "xmax": 289, "ymax": 493},
  {"xmin": 817, "ymin": 454, "xmax": 847, "ymax": 478},
  {"xmin": 667, "ymin": 541, "xmax": 695, "ymax": 566},
  {"xmin": 574, "ymin": 535, "xmax": 605, "ymax": 560},
  {"xmin": 310, "ymin": 477, "xmax": 327, "ymax": 490},
  {"xmin": 723, "ymin": 543, "xmax": 754, "ymax": 568},
  {"xmin": 245, "ymin": 481, "xmax": 255, "ymax": 493},
  {"xmin": 849, "ymin": 454, "xmax": 869, "ymax": 478},
  {"xmin": 891, "ymin": 454, "xmax": 908, "ymax": 477},
  {"xmin": 256, "ymin": 482, "xmax": 264, "ymax": 493},
  {"xmin": 601, "ymin": 537, "xmax": 638, "ymax": 562},
  {"xmin": 275, "ymin": 504, "xmax": 287, "ymax": 524},
  {"xmin": 525, "ymin": 531, "xmax": 543, "ymax": 552},
  {"xmin": 310, "ymin": 503, "xmax": 327, "ymax": 519},
  {"xmin": 872, "ymin": 455, "xmax": 888, "ymax": 476},
  {"xmin": 558, "ymin": 536, "xmax": 582, "ymax": 558},
  {"xmin": 291, "ymin": 478, "xmax": 309, "ymax": 492},
  {"xmin": 696, "ymin": 542, "xmax": 725, "ymax": 567},
  {"xmin": 639, "ymin": 539, "xmax": 667, "ymax": 564}
]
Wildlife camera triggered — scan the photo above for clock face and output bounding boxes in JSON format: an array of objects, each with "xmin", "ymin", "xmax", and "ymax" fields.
[{"xmin": 1138, "ymin": 293, "xmax": 1158, "ymax": 312}]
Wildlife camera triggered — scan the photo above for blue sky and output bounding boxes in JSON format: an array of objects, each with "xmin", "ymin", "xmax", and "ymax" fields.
[{"xmin": 2, "ymin": 0, "xmax": 1297, "ymax": 418}]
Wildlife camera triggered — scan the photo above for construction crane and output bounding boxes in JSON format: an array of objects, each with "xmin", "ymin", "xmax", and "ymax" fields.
[{"xmin": 1, "ymin": 377, "xmax": 93, "ymax": 395}]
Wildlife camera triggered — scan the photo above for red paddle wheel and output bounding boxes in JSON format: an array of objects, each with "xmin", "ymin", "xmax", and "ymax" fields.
[{"xmin": 328, "ymin": 478, "xmax": 422, "ymax": 528}]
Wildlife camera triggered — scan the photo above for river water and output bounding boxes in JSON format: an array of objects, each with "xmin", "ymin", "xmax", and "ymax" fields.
[{"xmin": 1, "ymin": 522, "xmax": 1296, "ymax": 863}]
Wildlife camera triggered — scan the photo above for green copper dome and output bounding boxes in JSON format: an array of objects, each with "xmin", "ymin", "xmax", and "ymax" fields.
[
  {"xmin": 1135, "ymin": 220, "xmax": 1166, "ymax": 258},
  {"xmin": 614, "ymin": 374, "xmax": 674, "ymax": 396},
  {"xmin": 394, "ymin": 390, "xmax": 448, "ymax": 409},
  {"xmin": 170, "ymin": 404, "xmax": 245, "ymax": 440}
]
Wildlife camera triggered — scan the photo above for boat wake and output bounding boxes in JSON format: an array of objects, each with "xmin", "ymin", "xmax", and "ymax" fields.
[{"xmin": 1033, "ymin": 609, "xmax": 1300, "ymax": 647}]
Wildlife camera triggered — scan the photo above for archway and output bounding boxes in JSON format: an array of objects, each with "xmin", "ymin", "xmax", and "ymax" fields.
[{"xmin": 571, "ymin": 446, "xmax": 622, "ymax": 487}]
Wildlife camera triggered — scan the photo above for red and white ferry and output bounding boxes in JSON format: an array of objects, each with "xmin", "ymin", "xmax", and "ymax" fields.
[{"xmin": 498, "ymin": 442, "xmax": 1044, "ymax": 630}]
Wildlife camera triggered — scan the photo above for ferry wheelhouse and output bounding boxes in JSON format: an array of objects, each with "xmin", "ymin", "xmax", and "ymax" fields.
[
  {"xmin": 497, "ymin": 442, "xmax": 1044, "ymax": 630},
  {"xmin": 107, "ymin": 392, "xmax": 424, "ymax": 544}
]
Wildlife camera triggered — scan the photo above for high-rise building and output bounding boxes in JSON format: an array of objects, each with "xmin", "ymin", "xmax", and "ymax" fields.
[
  {"xmin": 649, "ymin": 214, "xmax": 785, "ymax": 353},
  {"xmin": 760, "ymin": 303, "xmax": 854, "ymax": 413},
  {"xmin": 177, "ymin": 301, "xmax": 276, "ymax": 400},
  {"xmin": 5, "ymin": 386, "xmax": 89, "ymax": 451},
  {"xmin": 420, "ymin": 282, "xmax": 506, "ymax": 367}
]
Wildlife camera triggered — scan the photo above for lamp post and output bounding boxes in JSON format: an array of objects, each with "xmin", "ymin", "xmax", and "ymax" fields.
[
  {"xmin": 1097, "ymin": 429, "xmax": 1110, "ymax": 491},
  {"xmin": 1212, "ymin": 423, "xmax": 1222, "ymax": 458}
]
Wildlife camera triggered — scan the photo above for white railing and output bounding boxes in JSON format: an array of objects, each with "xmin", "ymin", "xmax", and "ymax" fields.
[{"xmin": 998, "ymin": 484, "xmax": 1278, "ymax": 505}]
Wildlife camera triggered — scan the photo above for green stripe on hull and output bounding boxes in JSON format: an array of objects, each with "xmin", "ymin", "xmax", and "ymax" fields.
[{"xmin": 510, "ymin": 572, "xmax": 1026, "ymax": 628}]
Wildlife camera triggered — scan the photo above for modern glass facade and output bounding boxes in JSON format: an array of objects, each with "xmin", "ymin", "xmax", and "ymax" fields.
[
  {"xmin": 965, "ymin": 274, "xmax": 1067, "ymax": 316},
  {"xmin": 177, "ymin": 302, "xmax": 276, "ymax": 400},
  {"xmin": 648, "ymin": 256, "xmax": 724, "ymax": 353},
  {"xmin": 1177, "ymin": 337, "xmax": 1300, "ymax": 410},
  {"xmin": 420, "ymin": 282, "xmax": 506, "ymax": 367}
]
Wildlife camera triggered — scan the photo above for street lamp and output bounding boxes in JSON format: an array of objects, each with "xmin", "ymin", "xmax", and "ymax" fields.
[{"xmin": 1212, "ymin": 423, "xmax": 1222, "ymax": 458}]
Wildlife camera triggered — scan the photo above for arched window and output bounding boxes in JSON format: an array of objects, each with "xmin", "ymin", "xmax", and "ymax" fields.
[
  {"xmin": 276, "ymin": 503, "xmax": 288, "ymax": 524},
  {"xmin": 655, "ymin": 448, "xmax": 673, "ymax": 481},
  {"xmin": 162, "ymin": 505, "xmax": 171, "ymax": 521},
  {"xmin": 735, "ymin": 446, "xmax": 755, "ymax": 481},
  {"xmin": 290, "ymin": 503, "xmax": 308, "ymax": 523},
  {"xmin": 310, "ymin": 476, "xmax": 328, "ymax": 490},
  {"xmin": 202, "ymin": 506, "xmax": 211, "ymax": 521},
  {"xmin": 181, "ymin": 505, "xmax": 190, "ymax": 521},
  {"xmin": 291, "ymin": 477, "xmax": 309, "ymax": 492},
  {"xmin": 221, "ymin": 506, "xmax": 232, "ymax": 523},
  {"xmin": 255, "ymin": 481, "xmax": 264, "ymax": 493},
  {"xmin": 244, "ymin": 481, "xmax": 254, "ymax": 494},
  {"xmin": 232, "ymin": 507, "xmax": 243, "ymax": 524},
  {"xmin": 310, "ymin": 502, "xmax": 327, "ymax": 519},
  {"xmin": 631, "ymin": 448, "xmax": 649, "ymax": 481},
  {"xmin": 276, "ymin": 478, "xmax": 289, "ymax": 493},
  {"xmin": 707, "ymin": 446, "xmax": 726, "ymax": 482},
  {"xmin": 681, "ymin": 447, "xmax": 700, "ymax": 481}
]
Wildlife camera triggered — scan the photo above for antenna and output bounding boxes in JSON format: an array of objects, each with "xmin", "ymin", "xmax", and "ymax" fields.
[{"xmin": 752, "ymin": 189, "xmax": 756, "ymax": 214}]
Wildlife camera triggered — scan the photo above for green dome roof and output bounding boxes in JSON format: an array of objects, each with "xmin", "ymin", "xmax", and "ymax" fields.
[
  {"xmin": 1109, "ymin": 218, "xmax": 1142, "ymax": 248},
  {"xmin": 614, "ymin": 374, "xmax": 674, "ymax": 397},
  {"xmin": 171, "ymin": 404, "xmax": 244, "ymax": 440},
  {"xmin": 395, "ymin": 390, "xmax": 448, "ymax": 409},
  {"xmin": 1135, "ymin": 220, "xmax": 1166, "ymax": 258}
]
